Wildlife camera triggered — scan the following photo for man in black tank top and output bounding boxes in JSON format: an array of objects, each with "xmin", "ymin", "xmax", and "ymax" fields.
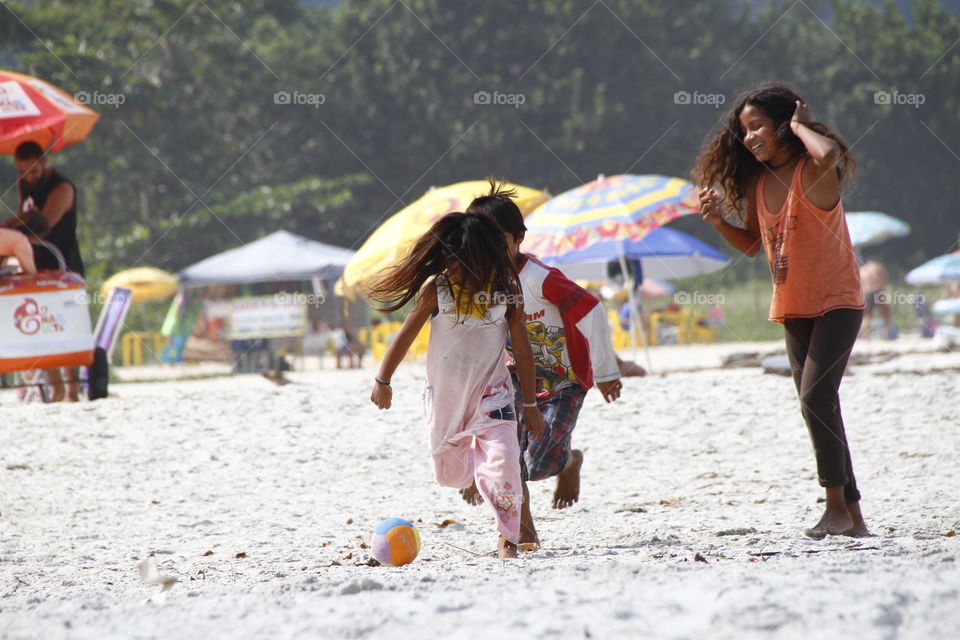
[
  {"xmin": 3, "ymin": 141, "xmax": 85, "ymax": 401},
  {"xmin": 5, "ymin": 141, "xmax": 84, "ymax": 275}
]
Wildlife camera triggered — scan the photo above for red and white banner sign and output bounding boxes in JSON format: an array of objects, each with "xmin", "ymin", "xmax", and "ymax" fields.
[{"xmin": 0, "ymin": 285, "xmax": 94, "ymax": 373}]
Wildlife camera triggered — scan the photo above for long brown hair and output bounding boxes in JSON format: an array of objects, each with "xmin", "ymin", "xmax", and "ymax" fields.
[
  {"xmin": 691, "ymin": 82, "xmax": 856, "ymax": 216},
  {"xmin": 364, "ymin": 211, "xmax": 521, "ymax": 321}
]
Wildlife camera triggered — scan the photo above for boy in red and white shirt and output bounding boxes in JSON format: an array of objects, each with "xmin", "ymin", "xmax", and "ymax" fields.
[{"xmin": 465, "ymin": 183, "xmax": 623, "ymax": 547}]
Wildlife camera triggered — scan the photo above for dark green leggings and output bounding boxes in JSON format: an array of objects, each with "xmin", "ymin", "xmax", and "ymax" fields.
[{"xmin": 783, "ymin": 307, "xmax": 864, "ymax": 504}]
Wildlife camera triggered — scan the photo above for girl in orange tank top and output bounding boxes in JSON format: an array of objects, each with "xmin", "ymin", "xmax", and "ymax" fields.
[
  {"xmin": 756, "ymin": 157, "xmax": 864, "ymax": 321},
  {"xmin": 692, "ymin": 83, "xmax": 869, "ymax": 540}
]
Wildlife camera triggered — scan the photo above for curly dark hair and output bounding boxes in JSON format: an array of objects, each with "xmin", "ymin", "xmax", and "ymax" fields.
[{"xmin": 691, "ymin": 82, "xmax": 856, "ymax": 217}]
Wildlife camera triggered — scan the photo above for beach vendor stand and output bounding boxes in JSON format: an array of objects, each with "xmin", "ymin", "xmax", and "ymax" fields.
[
  {"xmin": 0, "ymin": 70, "xmax": 103, "ymax": 400},
  {"xmin": 0, "ymin": 241, "xmax": 125, "ymax": 401},
  {"xmin": 0, "ymin": 242, "xmax": 95, "ymax": 400}
]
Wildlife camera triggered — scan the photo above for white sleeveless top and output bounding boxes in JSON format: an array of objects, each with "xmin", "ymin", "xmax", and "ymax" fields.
[{"xmin": 424, "ymin": 277, "xmax": 514, "ymax": 454}]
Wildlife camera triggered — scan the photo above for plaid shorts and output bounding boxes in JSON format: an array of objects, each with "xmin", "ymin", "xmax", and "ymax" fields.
[{"xmin": 512, "ymin": 374, "xmax": 587, "ymax": 482}]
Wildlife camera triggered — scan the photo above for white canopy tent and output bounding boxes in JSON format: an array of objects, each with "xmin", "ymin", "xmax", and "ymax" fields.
[
  {"xmin": 179, "ymin": 230, "xmax": 355, "ymax": 286},
  {"xmin": 166, "ymin": 231, "xmax": 362, "ymax": 369}
]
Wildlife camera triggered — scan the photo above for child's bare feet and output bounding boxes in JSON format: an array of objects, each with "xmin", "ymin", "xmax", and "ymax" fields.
[
  {"xmin": 497, "ymin": 536, "xmax": 518, "ymax": 559},
  {"xmin": 459, "ymin": 482, "xmax": 484, "ymax": 506},
  {"xmin": 552, "ymin": 449, "xmax": 583, "ymax": 509}
]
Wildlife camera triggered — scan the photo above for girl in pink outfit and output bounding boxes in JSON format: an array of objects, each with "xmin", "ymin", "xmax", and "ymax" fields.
[{"xmin": 368, "ymin": 212, "xmax": 545, "ymax": 559}]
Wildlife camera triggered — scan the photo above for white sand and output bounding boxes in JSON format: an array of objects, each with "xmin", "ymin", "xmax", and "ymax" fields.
[{"xmin": 2, "ymin": 337, "xmax": 958, "ymax": 639}]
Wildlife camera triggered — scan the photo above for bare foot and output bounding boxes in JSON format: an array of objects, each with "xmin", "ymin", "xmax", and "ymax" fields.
[
  {"xmin": 844, "ymin": 501, "xmax": 870, "ymax": 537},
  {"xmin": 804, "ymin": 514, "xmax": 853, "ymax": 539},
  {"xmin": 552, "ymin": 449, "xmax": 583, "ymax": 509},
  {"xmin": 497, "ymin": 536, "xmax": 518, "ymax": 559},
  {"xmin": 804, "ymin": 488, "xmax": 854, "ymax": 539},
  {"xmin": 459, "ymin": 482, "xmax": 484, "ymax": 506}
]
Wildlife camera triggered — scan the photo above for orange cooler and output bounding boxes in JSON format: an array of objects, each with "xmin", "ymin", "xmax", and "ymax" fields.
[{"xmin": 0, "ymin": 271, "xmax": 94, "ymax": 373}]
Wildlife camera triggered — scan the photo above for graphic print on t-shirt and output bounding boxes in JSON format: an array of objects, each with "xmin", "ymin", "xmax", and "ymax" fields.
[{"xmin": 525, "ymin": 317, "xmax": 575, "ymax": 391}]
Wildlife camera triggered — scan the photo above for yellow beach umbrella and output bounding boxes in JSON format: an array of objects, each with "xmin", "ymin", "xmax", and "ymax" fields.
[
  {"xmin": 341, "ymin": 181, "xmax": 550, "ymax": 291},
  {"xmin": 100, "ymin": 267, "xmax": 179, "ymax": 304}
]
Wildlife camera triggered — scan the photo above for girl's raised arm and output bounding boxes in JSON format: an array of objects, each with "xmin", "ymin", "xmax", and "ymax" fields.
[
  {"xmin": 507, "ymin": 305, "xmax": 544, "ymax": 441},
  {"xmin": 790, "ymin": 101, "xmax": 842, "ymax": 210},
  {"xmin": 790, "ymin": 101, "xmax": 839, "ymax": 170},
  {"xmin": 370, "ymin": 281, "xmax": 438, "ymax": 409}
]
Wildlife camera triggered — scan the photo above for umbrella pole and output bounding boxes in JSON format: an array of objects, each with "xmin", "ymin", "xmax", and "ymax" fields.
[{"xmin": 617, "ymin": 249, "xmax": 652, "ymax": 374}]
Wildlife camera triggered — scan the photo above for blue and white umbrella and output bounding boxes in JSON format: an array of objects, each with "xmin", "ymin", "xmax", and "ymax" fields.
[
  {"xmin": 535, "ymin": 226, "xmax": 729, "ymax": 371},
  {"xmin": 539, "ymin": 226, "xmax": 730, "ymax": 281},
  {"xmin": 932, "ymin": 298, "xmax": 960, "ymax": 315},
  {"xmin": 845, "ymin": 211, "xmax": 910, "ymax": 247},
  {"xmin": 905, "ymin": 251, "xmax": 960, "ymax": 285}
]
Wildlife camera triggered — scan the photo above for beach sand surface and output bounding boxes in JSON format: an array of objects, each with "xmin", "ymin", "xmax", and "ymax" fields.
[{"xmin": 1, "ymin": 337, "xmax": 958, "ymax": 639}]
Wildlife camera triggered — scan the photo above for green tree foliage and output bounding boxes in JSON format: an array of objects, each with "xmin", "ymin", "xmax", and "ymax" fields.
[{"xmin": 1, "ymin": 0, "xmax": 957, "ymax": 277}]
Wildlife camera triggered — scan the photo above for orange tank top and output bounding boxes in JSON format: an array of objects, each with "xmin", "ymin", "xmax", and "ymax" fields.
[{"xmin": 756, "ymin": 158, "xmax": 864, "ymax": 323}]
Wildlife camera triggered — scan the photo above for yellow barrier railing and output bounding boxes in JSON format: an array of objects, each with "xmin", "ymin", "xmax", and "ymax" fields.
[
  {"xmin": 121, "ymin": 331, "xmax": 166, "ymax": 367},
  {"xmin": 365, "ymin": 321, "xmax": 430, "ymax": 361},
  {"xmin": 648, "ymin": 309, "xmax": 691, "ymax": 345},
  {"xmin": 607, "ymin": 307, "xmax": 715, "ymax": 347}
]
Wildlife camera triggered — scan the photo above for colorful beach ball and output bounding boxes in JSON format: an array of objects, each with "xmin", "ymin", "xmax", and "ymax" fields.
[{"xmin": 370, "ymin": 518, "xmax": 421, "ymax": 566}]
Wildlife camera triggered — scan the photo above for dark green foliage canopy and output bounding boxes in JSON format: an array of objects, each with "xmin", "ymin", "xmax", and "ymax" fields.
[{"xmin": 2, "ymin": 0, "xmax": 957, "ymax": 279}]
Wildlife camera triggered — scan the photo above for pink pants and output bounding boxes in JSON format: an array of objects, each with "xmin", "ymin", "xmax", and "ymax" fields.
[{"xmin": 432, "ymin": 421, "xmax": 523, "ymax": 543}]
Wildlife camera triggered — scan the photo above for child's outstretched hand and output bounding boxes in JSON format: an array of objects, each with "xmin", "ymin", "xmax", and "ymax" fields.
[
  {"xmin": 596, "ymin": 378, "xmax": 623, "ymax": 403},
  {"xmin": 370, "ymin": 381, "xmax": 392, "ymax": 409},
  {"xmin": 523, "ymin": 406, "xmax": 545, "ymax": 442}
]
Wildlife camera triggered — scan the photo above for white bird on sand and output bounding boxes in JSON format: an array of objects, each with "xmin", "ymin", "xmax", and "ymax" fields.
[{"xmin": 137, "ymin": 556, "xmax": 178, "ymax": 604}]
